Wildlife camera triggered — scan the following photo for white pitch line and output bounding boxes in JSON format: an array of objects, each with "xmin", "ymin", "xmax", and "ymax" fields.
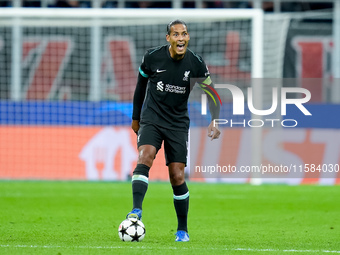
[
  {"xmin": 1, "ymin": 244, "xmax": 340, "ymax": 253},
  {"xmin": 234, "ymin": 248, "xmax": 340, "ymax": 253}
]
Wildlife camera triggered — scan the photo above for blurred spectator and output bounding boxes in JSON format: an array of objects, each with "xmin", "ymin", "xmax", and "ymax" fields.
[
  {"xmin": 183, "ymin": 1, "xmax": 224, "ymax": 8},
  {"xmin": 248, "ymin": 1, "xmax": 274, "ymax": 11},
  {"xmin": 126, "ymin": 1, "xmax": 171, "ymax": 8},
  {"xmin": 233, "ymin": 1, "xmax": 250, "ymax": 8},
  {"xmin": 182, "ymin": 1, "xmax": 195, "ymax": 8},
  {"xmin": 0, "ymin": 0, "xmax": 42, "ymax": 7},
  {"xmin": 281, "ymin": 2, "xmax": 304, "ymax": 12},
  {"xmin": 49, "ymin": 0, "xmax": 92, "ymax": 7},
  {"xmin": 78, "ymin": 1, "xmax": 91, "ymax": 7},
  {"xmin": 184, "ymin": 1, "xmax": 249, "ymax": 9},
  {"xmin": 102, "ymin": 0, "xmax": 117, "ymax": 8},
  {"xmin": 300, "ymin": 2, "xmax": 333, "ymax": 11},
  {"xmin": 203, "ymin": 1, "xmax": 225, "ymax": 8},
  {"xmin": 52, "ymin": 0, "xmax": 79, "ymax": 7},
  {"xmin": 23, "ymin": 0, "xmax": 41, "ymax": 7},
  {"xmin": 0, "ymin": 0, "xmax": 334, "ymax": 10},
  {"xmin": 126, "ymin": 1, "xmax": 152, "ymax": 8},
  {"xmin": 262, "ymin": 1, "xmax": 274, "ymax": 11},
  {"xmin": 0, "ymin": 0, "xmax": 11, "ymax": 7},
  {"xmin": 248, "ymin": 1, "xmax": 333, "ymax": 12}
]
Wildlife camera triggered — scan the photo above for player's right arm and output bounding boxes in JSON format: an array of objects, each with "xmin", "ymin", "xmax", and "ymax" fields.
[
  {"xmin": 132, "ymin": 55, "xmax": 150, "ymax": 134},
  {"xmin": 131, "ymin": 73, "xmax": 148, "ymax": 134}
]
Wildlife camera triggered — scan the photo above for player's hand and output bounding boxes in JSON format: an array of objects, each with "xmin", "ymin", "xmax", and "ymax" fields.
[
  {"xmin": 131, "ymin": 120, "xmax": 140, "ymax": 134},
  {"xmin": 207, "ymin": 121, "xmax": 220, "ymax": 141}
]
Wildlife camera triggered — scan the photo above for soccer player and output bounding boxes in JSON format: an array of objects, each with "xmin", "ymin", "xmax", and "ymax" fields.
[{"xmin": 127, "ymin": 19, "xmax": 220, "ymax": 242}]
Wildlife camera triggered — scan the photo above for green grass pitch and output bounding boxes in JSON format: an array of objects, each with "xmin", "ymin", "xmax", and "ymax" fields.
[{"xmin": 1, "ymin": 181, "xmax": 339, "ymax": 254}]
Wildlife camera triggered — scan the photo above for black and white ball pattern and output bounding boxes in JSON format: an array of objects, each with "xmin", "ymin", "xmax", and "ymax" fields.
[{"xmin": 118, "ymin": 218, "xmax": 145, "ymax": 242}]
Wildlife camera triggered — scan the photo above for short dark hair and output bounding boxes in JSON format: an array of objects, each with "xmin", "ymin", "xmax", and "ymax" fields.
[{"xmin": 167, "ymin": 19, "xmax": 188, "ymax": 35}]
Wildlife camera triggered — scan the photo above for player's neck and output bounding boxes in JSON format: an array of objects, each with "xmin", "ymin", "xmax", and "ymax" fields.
[{"xmin": 168, "ymin": 45, "xmax": 185, "ymax": 61}]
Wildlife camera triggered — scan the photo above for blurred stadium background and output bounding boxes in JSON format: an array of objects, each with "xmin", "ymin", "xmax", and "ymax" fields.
[{"xmin": 0, "ymin": 0, "xmax": 339, "ymax": 184}]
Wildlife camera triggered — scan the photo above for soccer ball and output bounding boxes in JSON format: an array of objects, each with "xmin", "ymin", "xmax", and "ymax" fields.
[{"xmin": 118, "ymin": 218, "xmax": 145, "ymax": 242}]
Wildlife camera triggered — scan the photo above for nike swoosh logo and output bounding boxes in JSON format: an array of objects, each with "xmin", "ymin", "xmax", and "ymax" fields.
[{"xmin": 156, "ymin": 69, "xmax": 166, "ymax": 73}]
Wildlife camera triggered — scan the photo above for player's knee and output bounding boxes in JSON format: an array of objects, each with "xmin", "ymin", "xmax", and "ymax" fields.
[
  {"xmin": 169, "ymin": 169, "xmax": 185, "ymax": 186},
  {"xmin": 137, "ymin": 148, "xmax": 156, "ymax": 167}
]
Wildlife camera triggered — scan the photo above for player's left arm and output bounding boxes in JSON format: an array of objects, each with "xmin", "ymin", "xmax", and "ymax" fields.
[
  {"xmin": 196, "ymin": 58, "xmax": 221, "ymax": 140},
  {"xmin": 203, "ymin": 76, "xmax": 221, "ymax": 140}
]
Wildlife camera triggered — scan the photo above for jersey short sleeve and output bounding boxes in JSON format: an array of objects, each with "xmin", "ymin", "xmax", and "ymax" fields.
[
  {"xmin": 198, "ymin": 60, "xmax": 210, "ymax": 78},
  {"xmin": 139, "ymin": 52, "xmax": 151, "ymax": 78},
  {"xmin": 190, "ymin": 51, "xmax": 210, "ymax": 79},
  {"xmin": 201, "ymin": 62, "xmax": 210, "ymax": 78}
]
